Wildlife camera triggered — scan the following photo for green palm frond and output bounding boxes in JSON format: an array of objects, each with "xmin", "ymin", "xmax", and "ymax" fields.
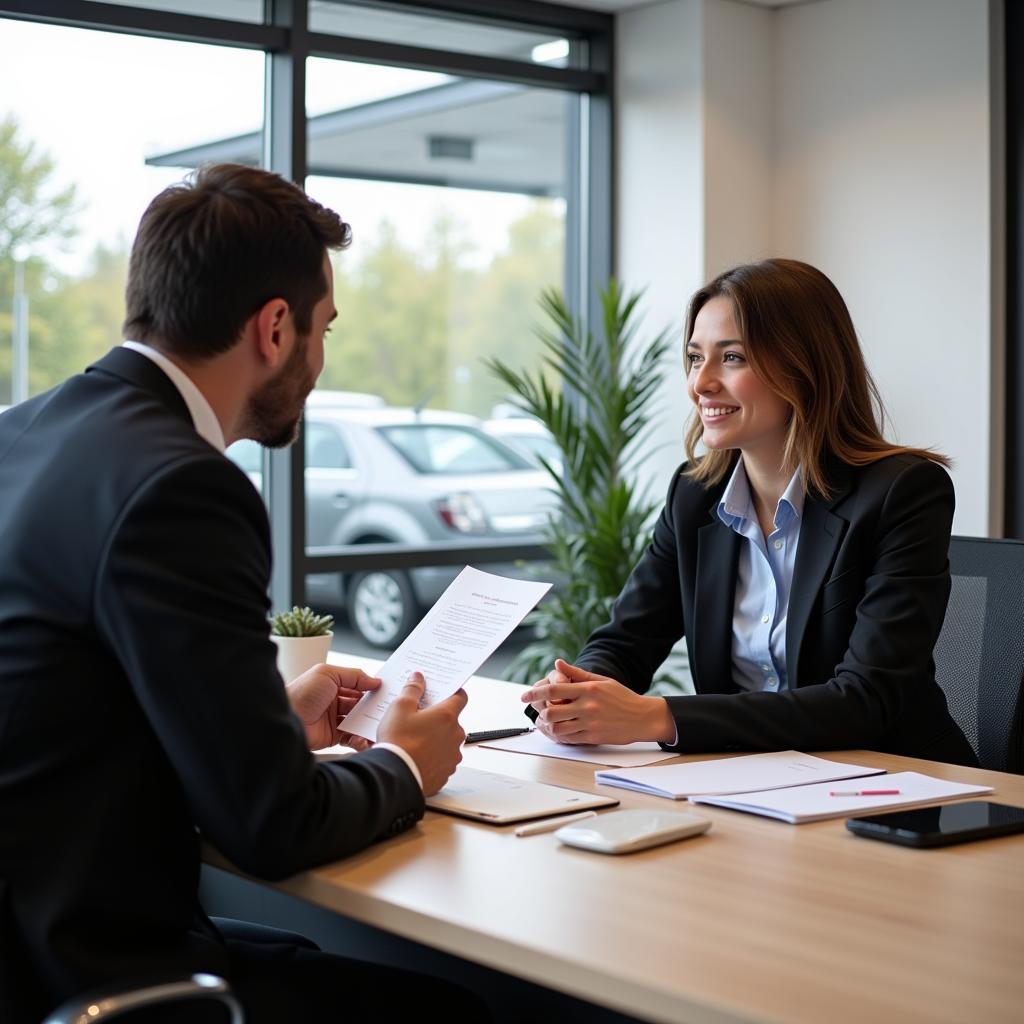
[{"xmin": 484, "ymin": 281, "xmax": 673, "ymax": 684}]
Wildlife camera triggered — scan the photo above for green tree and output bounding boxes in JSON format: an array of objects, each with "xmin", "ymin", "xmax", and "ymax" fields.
[
  {"xmin": 0, "ymin": 114, "xmax": 82, "ymax": 401},
  {"xmin": 456, "ymin": 201, "xmax": 564, "ymax": 417},
  {"xmin": 321, "ymin": 202, "xmax": 564, "ymax": 417},
  {"xmin": 321, "ymin": 217, "xmax": 476, "ymax": 407},
  {"xmin": 0, "ymin": 114, "xmax": 78, "ymax": 264}
]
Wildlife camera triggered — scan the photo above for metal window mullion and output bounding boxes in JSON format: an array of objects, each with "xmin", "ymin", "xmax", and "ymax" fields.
[
  {"xmin": 264, "ymin": 0, "xmax": 310, "ymax": 610},
  {"xmin": 304, "ymin": 539, "xmax": 551, "ymax": 574},
  {"xmin": 584, "ymin": 23, "xmax": 613, "ymax": 322},
  {"xmin": 306, "ymin": 30, "xmax": 603, "ymax": 92}
]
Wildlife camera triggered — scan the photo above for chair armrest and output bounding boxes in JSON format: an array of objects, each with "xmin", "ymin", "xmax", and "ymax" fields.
[{"xmin": 42, "ymin": 973, "xmax": 243, "ymax": 1024}]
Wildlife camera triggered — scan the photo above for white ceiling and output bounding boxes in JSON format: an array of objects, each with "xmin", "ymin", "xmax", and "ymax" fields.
[{"xmin": 541, "ymin": 0, "xmax": 815, "ymax": 11}]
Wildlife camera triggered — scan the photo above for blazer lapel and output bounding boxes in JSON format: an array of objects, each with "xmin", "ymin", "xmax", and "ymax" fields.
[
  {"xmin": 692, "ymin": 509, "xmax": 741, "ymax": 695},
  {"xmin": 786, "ymin": 468, "xmax": 853, "ymax": 689}
]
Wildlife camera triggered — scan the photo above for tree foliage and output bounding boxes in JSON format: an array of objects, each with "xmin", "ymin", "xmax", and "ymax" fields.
[
  {"xmin": 1, "ymin": 114, "xmax": 564, "ymax": 413},
  {"xmin": 0, "ymin": 113, "xmax": 78, "ymax": 264}
]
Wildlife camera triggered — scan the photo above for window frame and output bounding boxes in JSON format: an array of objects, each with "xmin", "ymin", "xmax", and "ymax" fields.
[{"xmin": 0, "ymin": 0, "xmax": 614, "ymax": 604}]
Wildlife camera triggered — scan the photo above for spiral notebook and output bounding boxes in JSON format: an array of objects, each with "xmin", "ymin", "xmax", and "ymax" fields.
[{"xmin": 689, "ymin": 772, "xmax": 993, "ymax": 824}]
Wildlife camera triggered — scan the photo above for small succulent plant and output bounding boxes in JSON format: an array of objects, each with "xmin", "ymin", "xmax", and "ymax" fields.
[{"xmin": 270, "ymin": 606, "xmax": 334, "ymax": 637}]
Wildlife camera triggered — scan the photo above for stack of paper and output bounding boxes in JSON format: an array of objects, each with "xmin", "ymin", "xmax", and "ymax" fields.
[
  {"xmin": 483, "ymin": 730, "xmax": 678, "ymax": 767},
  {"xmin": 594, "ymin": 750, "xmax": 885, "ymax": 799},
  {"xmin": 689, "ymin": 772, "xmax": 993, "ymax": 823}
]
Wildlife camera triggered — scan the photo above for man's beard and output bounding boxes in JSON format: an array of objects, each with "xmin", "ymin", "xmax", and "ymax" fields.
[{"xmin": 240, "ymin": 331, "xmax": 317, "ymax": 449}]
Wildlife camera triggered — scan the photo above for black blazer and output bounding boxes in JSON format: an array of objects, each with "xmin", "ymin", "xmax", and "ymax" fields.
[
  {"xmin": 575, "ymin": 455, "xmax": 976, "ymax": 765},
  {"xmin": 0, "ymin": 349, "xmax": 423, "ymax": 1021}
]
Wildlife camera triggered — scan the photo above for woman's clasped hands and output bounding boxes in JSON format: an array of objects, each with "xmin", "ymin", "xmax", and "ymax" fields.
[{"xmin": 521, "ymin": 658, "xmax": 676, "ymax": 746}]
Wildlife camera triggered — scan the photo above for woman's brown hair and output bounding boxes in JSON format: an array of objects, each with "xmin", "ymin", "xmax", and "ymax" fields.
[{"xmin": 683, "ymin": 258, "xmax": 949, "ymax": 497}]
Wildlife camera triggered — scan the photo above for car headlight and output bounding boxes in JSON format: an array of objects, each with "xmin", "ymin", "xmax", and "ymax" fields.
[{"xmin": 435, "ymin": 492, "xmax": 489, "ymax": 533}]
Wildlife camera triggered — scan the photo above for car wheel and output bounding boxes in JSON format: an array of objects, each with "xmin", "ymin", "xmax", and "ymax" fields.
[{"xmin": 348, "ymin": 570, "xmax": 418, "ymax": 649}]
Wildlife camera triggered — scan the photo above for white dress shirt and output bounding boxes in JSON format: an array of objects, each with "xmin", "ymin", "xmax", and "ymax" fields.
[{"xmin": 120, "ymin": 341, "xmax": 423, "ymax": 789}]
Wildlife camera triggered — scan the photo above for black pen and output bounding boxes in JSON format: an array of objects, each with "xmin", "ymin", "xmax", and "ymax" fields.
[{"xmin": 464, "ymin": 727, "xmax": 533, "ymax": 744}]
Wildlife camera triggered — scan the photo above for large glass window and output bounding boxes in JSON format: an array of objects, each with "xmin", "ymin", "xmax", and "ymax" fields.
[
  {"xmin": 0, "ymin": 18, "xmax": 263, "ymax": 404},
  {"xmin": 1, "ymin": 1, "xmax": 611, "ymax": 667},
  {"xmin": 300, "ymin": 55, "xmax": 569, "ymax": 651}
]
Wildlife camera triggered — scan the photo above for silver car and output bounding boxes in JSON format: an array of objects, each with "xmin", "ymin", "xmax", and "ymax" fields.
[{"xmin": 228, "ymin": 406, "xmax": 555, "ymax": 648}]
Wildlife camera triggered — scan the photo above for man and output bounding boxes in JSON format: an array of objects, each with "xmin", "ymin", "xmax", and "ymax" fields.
[{"xmin": 0, "ymin": 164, "xmax": 479, "ymax": 1022}]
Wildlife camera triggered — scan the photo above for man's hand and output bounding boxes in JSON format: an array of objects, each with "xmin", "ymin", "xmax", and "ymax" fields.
[
  {"xmin": 286, "ymin": 664, "xmax": 381, "ymax": 751},
  {"xmin": 377, "ymin": 672, "xmax": 466, "ymax": 795},
  {"xmin": 520, "ymin": 658, "xmax": 675, "ymax": 746}
]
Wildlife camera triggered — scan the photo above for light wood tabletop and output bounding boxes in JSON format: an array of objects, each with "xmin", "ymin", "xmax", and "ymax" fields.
[{"xmin": 216, "ymin": 655, "xmax": 1024, "ymax": 1024}]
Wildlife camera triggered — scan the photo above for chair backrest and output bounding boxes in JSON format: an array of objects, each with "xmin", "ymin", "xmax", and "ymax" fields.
[{"xmin": 933, "ymin": 536, "xmax": 1024, "ymax": 774}]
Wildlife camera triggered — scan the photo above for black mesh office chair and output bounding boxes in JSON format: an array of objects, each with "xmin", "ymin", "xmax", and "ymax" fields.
[
  {"xmin": 933, "ymin": 536, "xmax": 1024, "ymax": 774},
  {"xmin": 41, "ymin": 974, "xmax": 243, "ymax": 1024}
]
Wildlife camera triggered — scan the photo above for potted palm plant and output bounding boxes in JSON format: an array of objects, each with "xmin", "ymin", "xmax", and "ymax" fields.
[
  {"xmin": 485, "ymin": 281, "xmax": 672, "ymax": 683},
  {"xmin": 270, "ymin": 605, "xmax": 334, "ymax": 683}
]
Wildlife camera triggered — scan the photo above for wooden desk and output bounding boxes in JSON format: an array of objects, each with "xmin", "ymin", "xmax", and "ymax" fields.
[{"xmin": 218, "ymin": 659, "xmax": 1024, "ymax": 1024}]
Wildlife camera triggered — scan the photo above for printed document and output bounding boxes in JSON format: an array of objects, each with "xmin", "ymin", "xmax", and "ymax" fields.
[
  {"xmin": 484, "ymin": 730, "xmax": 678, "ymax": 767},
  {"xmin": 594, "ymin": 750, "xmax": 884, "ymax": 799},
  {"xmin": 689, "ymin": 771, "xmax": 993, "ymax": 823},
  {"xmin": 340, "ymin": 567, "xmax": 551, "ymax": 741}
]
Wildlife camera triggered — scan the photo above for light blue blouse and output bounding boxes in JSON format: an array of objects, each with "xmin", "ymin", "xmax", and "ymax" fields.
[{"xmin": 716, "ymin": 460, "xmax": 806, "ymax": 693}]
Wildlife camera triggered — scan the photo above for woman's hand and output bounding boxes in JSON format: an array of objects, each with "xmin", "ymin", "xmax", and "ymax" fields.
[
  {"xmin": 520, "ymin": 659, "xmax": 676, "ymax": 745},
  {"xmin": 286, "ymin": 664, "xmax": 380, "ymax": 751}
]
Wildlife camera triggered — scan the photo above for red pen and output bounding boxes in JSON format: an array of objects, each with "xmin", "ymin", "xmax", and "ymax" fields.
[{"xmin": 829, "ymin": 789, "xmax": 901, "ymax": 796}]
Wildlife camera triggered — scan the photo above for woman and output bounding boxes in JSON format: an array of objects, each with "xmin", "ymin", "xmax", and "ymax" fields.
[{"xmin": 522, "ymin": 259, "xmax": 976, "ymax": 766}]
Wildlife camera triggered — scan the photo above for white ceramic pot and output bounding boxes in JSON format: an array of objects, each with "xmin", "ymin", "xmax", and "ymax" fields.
[{"xmin": 270, "ymin": 632, "xmax": 333, "ymax": 683}]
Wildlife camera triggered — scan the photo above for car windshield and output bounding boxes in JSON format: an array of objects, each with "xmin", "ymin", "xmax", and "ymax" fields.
[
  {"xmin": 508, "ymin": 433, "xmax": 561, "ymax": 466},
  {"xmin": 379, "ymin": 424, "xmax": 532, "ymax": 474}
]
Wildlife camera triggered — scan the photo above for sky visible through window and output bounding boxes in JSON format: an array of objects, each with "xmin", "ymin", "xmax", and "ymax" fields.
[{"xmin": 0, "ymin": 19, "xmax": 553, "ymax": 275}]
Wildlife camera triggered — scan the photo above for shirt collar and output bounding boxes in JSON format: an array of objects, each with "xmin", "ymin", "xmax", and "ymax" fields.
[
  {"xmin": 717, "ymin": 460, "xmax": 806, "ymax": 532},
  {"xmin": 122, "ymin": 341, "xmax": 226, "ymax": 453}
]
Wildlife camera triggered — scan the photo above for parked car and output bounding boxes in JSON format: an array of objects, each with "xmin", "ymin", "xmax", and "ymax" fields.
[
  {"xmin": 482, "ymin": 416, "xmax": 562, "ymax": 474},
  {"xmin": 305, "ymin": 389, "xmax": 384, "ymax": 410},
  {"xmin": 227, "ymin": 406, "xmax": 556, "ymax": 648}
]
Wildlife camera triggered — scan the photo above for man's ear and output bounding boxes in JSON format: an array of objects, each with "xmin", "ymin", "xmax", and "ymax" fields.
[{"xmin": 253, "ymin": 298, "xmax": 292, "ymax": 369}]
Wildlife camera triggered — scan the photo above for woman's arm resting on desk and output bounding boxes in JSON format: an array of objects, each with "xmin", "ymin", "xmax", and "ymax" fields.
[{"xmin": 521, "ymin": 659, "xmax": 676, "ymax": 745}]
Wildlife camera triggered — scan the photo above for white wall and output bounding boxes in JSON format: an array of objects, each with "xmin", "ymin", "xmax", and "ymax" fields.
[
  {"xmin": 702, "ymin": 0, "xmax": 774, "ymax": 278},
  {"xmin": 616, "ymin": 0, "xmax": 999, "ymax": 535},
  {"xmin": 773, "ymin": 0, "xmax": 993, "ymax": 534}
]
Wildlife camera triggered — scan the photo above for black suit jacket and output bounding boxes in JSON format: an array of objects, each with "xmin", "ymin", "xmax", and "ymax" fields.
[
  {"xmin": 0, "ymin": 349, "xmax": 424, "ymax": 1021},
  {"xmin": 575, "ymin": 456, "xmax": 976, "ymax": 765}
]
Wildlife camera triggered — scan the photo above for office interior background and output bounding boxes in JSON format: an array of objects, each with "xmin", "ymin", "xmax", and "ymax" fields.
[{"xmin": 0, "ymin": 0, "xmax": 1015, "ymax": 665}]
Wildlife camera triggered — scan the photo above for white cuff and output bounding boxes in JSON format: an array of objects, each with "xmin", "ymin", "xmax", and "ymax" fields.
[{"xmin": 375, "ymin": 742, "xmax": 423, "ymax": 791}]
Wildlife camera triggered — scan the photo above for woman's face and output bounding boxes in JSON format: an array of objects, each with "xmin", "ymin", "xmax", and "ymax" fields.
[{"xmin": 685, "ymin": 295, "xmax": 791, "ymax": 465}]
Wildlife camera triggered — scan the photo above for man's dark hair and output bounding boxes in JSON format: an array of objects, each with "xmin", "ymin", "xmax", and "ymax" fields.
[{"xmin": 123, "ymin": 163, "xmax": 352, "ymax": 359}]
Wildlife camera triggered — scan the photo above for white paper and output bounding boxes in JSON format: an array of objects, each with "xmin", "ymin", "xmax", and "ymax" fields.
[
  {"xmin": 688, "ymin": 771, "xmax": 993, "ymax": 823},
  {"xmin": 340, "ymin": 567, "xmax": 552, "ymax": 741},
  {"xmin": 484, "ymin": 730, "xmax": 678, "ymax": 767},
  {"xmin": 594, "ymin": 750, "xmax": 885, "ymax": 799}
]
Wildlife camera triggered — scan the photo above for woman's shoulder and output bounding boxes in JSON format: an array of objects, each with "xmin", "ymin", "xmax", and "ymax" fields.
[
  {"xmin": 850, "ymin": 451, "xmax": 951, "ymax": 482},
  {"xmin": 842, "ymin": 452, "xmax": 953, "ymax": 503}
]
